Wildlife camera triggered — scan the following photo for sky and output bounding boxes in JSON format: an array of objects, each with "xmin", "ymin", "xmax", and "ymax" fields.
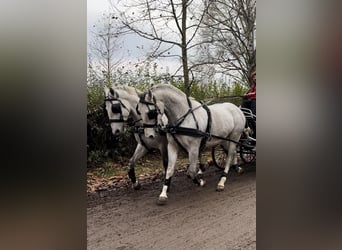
[
  {"xmin": 87, "ymin": 0, "xmax": 181, "ymax": 74},
  {"xmin": 87, "ymin": 0, "xmax": 112, "ymax": 53},
  {"xmin": 86, "ymin": 0, "xmax": 245, "ymax": 85}
]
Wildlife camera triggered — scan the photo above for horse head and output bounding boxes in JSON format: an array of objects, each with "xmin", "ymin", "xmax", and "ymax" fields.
[
  {"xmin": 104, "ymin": 87, "xmax": 131, "ymax": 135},
  {"xmin": 137, "ymin": 89, "xmax": 166, "ymax": 139}
]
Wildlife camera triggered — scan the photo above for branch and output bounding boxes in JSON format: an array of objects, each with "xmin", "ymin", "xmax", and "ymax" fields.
[{"xmin": 170, "ymin": 0, "xmax": 183, "ymax": 35}]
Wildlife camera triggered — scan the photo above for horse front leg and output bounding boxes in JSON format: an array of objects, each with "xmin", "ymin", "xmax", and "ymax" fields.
[
  {"xmin": 128, "ymin": 143, "xmax": 148, "ymax": 190},
  {"xmin": 158, "ymin": 141, "xmax": 177, "ymax": 205},
  {"xmin": 160, "ymin": 144, "xmax": 171, "ymax": 191},
  {"xmin": 217, "ymin": 141, "xmax": 237, "ymax": 191}
]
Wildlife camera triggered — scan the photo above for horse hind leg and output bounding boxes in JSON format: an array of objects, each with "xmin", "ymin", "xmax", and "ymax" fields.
[
  {"xmin": 198, "ymin": 153, "xmax": 206, "ymax": 174},
  {"xmin": 216, "ymin": 140, "xmax": 237, "ymax": 191}
]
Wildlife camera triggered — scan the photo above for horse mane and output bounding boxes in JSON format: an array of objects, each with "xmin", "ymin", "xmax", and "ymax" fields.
[
  {"xmin": 109, "ymin": 85, "xmax": 142, "ymax": 98},
  {"xmin": 151, "ymin": 84, "xmax": 186, "ymax": 97},
  {"xmin": 150, "ymin": 84, "xmax": 198, "ymax": 103}
]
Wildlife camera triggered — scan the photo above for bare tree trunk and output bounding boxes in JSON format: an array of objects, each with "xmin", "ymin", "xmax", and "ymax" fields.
[
  {"xmin": 106, "ymin": 27, "xmax": 111, "ymax": 85},
  {"xmin": 182, "ymin": 0, "xmax": 190, "ymax": 96}
]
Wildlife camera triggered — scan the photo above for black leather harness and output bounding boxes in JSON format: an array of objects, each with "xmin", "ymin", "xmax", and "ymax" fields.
[
  {"xmin": 135, "ymin": 94, "xmax": 243, "ymax": 154},
  {"xmin": 165, "ymin": 99, "xmax": 212, "ymax": 154}
]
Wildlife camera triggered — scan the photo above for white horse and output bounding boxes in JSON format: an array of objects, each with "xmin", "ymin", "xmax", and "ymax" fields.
[
  {"xmin": 104, "ymin": 86, "xmax": 169, "ymax": 190},
  {"xmin": 137, "ymin": 84, "xmax": 246, "ymax": 204}
]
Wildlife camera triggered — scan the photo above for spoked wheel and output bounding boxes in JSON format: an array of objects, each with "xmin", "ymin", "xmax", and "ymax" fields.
[
  {"xmin": 240, "ymin": 117, "xmax": 256, "ymax": 164},
  {"xmin": 211, "ymin": 145, "xmax": 228, "ymax": 170}
]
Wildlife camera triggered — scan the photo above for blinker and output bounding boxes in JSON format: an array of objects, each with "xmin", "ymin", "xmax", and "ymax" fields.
[
  {"xmin": 111, "ymin": 103, "xmax": 122, "ymax": 113},
  {"xmin": 147, "ymin": 109, "xmax": 158, "ymax": 120}
]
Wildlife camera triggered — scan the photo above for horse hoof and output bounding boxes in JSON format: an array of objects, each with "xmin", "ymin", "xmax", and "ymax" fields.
[
  {"xmin": 216, "ymin": 185, "xmax": 224, "ymax": 192},
  {"xmin": 157, "ymin": 196, "xmax": 168, "ymax": 205},
  {"xmin": 200, "ymin": 179, "xmax": 206, "ymax": 187},
  {"xmin": 133, "ymin": 182, "xmax": 141, "ymax": 190}
]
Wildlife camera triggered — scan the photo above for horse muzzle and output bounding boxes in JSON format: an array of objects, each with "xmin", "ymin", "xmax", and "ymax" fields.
[{"xmin": 144, "ymin": 127, "xmax": 156, "ymax": 139}]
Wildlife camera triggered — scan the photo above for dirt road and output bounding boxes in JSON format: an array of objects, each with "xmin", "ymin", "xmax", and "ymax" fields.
[{"xmin": 87, "ymin": 166, "xmax": 256, "ymax": 250}]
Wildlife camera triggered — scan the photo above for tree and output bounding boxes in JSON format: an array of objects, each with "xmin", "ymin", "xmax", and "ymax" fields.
[
  {"xmin": 200, "ymin": 0, "xmax": 256, "ymax": 85},
  {"xmin": 89, "ymin": 12, "xmax": 125, "ymax": 86},
  {"xmin": 111, "ymin": 0, "xmax": 212, "ymax": 96}
]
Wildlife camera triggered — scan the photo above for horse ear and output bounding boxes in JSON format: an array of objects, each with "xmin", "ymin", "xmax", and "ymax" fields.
[
  {"xmin": 109, "ymin": 87, "xmax": 115, "ymax": 96},
  {"xmin": 148, "ymin": 89, "xmax": 153, "ymax": 99}
]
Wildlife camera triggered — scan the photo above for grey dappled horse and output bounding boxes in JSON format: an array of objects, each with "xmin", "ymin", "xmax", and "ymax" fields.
[
  {"xmin": 104, "ymin": 86, "xmax": 168, "ymax": 190},
  {"xmin": 137, "ymin": 84, "xmax": 246, "ymax": 204}
]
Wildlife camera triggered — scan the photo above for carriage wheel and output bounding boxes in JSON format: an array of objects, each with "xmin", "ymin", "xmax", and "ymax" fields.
[
  {"xmin": 211, "ymin": 145, "xmax": 228, "ymax": 170},
  {"xmin": 239, "ymin": 117, "xmax": 256, "ymax": 164},
  {"xmin": 239, "ymin": 145, "xmax": 256, "ymax": 164}
]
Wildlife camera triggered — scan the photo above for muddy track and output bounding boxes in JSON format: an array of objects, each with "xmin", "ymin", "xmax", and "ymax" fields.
[{"xmin": 87, "ymin": 166, "xmax": 256, "ymax": 250}]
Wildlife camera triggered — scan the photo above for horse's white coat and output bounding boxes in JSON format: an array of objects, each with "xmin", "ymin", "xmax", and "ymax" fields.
[{"xmin": 138, "ymin": 84, "xmax": 246, "ymax": 201}]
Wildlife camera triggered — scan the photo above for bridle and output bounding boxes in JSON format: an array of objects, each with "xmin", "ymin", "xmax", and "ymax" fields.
[
  {"xmin": 136, "ymin": 94, "xmax": 163, "ymax": 130},
  {"xmin": 104, "ymin": 96, "xmax": 130, "ymax": 124}
]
